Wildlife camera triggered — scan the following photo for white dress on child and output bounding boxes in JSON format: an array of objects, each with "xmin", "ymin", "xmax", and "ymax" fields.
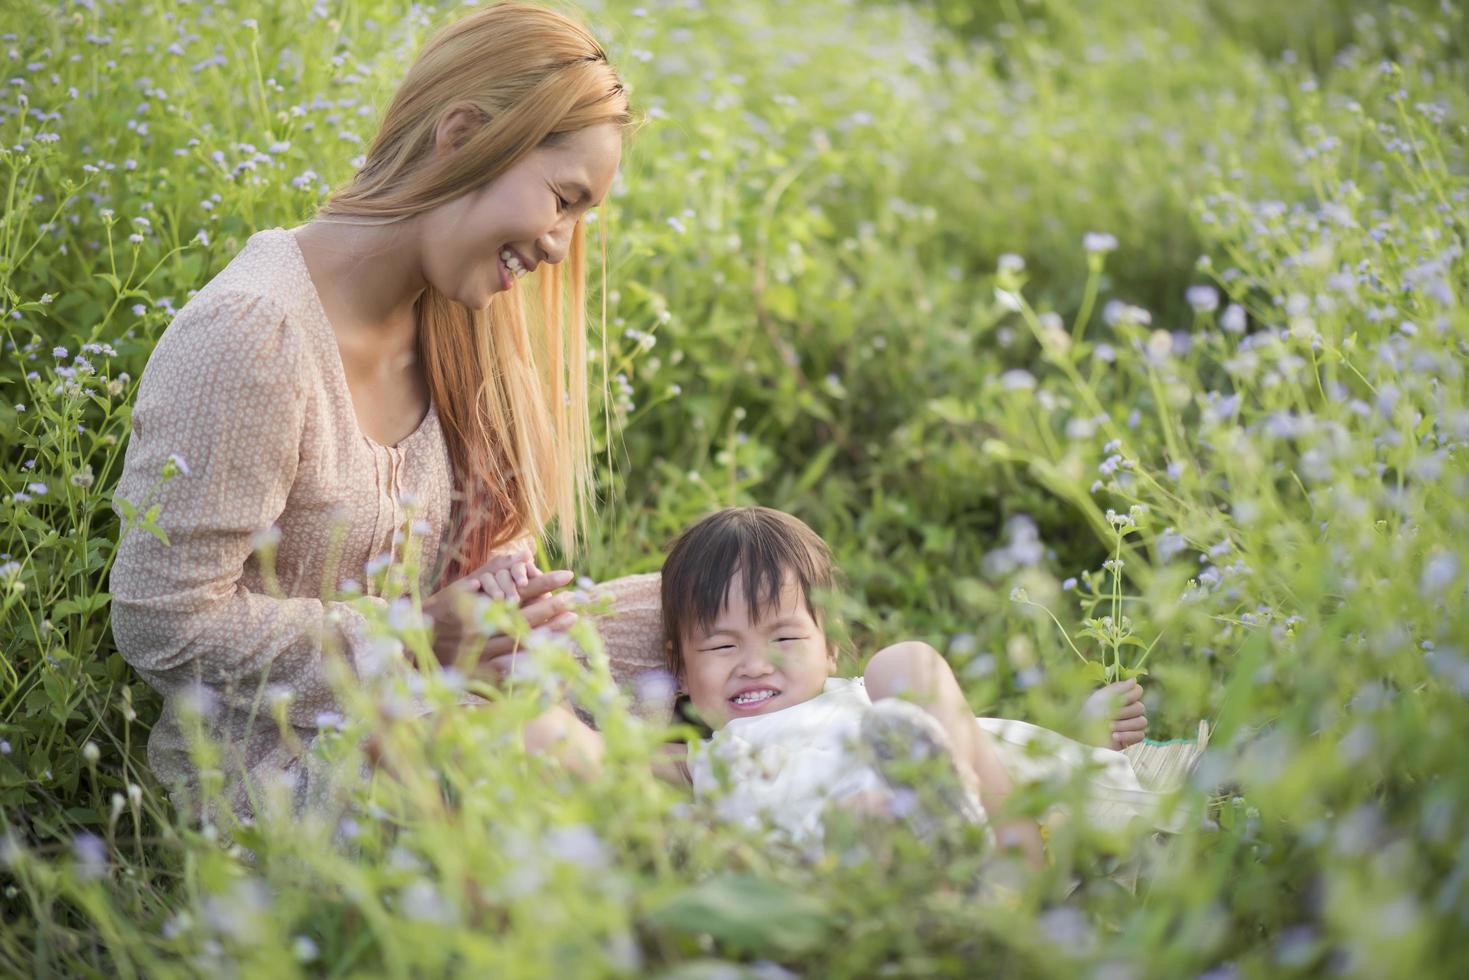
[{"xmin": 689, "ymin": 677, "xmax": 1199, "ymax": 848}]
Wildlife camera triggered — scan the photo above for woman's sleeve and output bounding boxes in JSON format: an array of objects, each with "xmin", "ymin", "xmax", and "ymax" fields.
[
  {"xmin": 586, "ymin": 570, "xmax": 667, "ymax": 688},
  {"xmin": 108, "ymin": 290, "xmax": 387, "ymax": 730}
]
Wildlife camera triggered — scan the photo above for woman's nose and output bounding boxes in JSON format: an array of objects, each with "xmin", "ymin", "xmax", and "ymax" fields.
[{"xmin": 535, "ymin": 219, "xmax": 573, "ymax": 266}]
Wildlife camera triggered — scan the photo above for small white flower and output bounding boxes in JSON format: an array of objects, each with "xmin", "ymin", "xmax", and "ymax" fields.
[
  {"xmin": 543, "ymin": 824, "xmax": 610, "ymax": 870},
  {"xmin": 1221, "ymin": 303, "xmax": 1247, "ymax": 333},
  {"xmin": 314, "ymin": 711, "xmax": 345, "ymax": 731},
  {"xmin": 250, "ymin": 525, "xmax": 282, "ymax": 551},
  {"xmin": 1186, "ymin": 284, "xmax": 1220, "ymax": 313},
  {"xmin": 1083, "ymin": 231, "xmax": 1118, "ymax": 254},
  {"xmin": 1422, "ymin": 553, "xmax": 1458, "ymax": 596},
  {"xmin": 292, "ymin": 936, "xmax": 319, "ymax": 963},
  {"xmin": 71, "ymin": 833, "xmax": 108, "ymax": 880},
  {"xmin": 399, "ymin": 880, "xmax": 457, "ymax": 925},
  {"xmin": 999, "ymin": 369, "xmax": 1036, "ymax": 391}
]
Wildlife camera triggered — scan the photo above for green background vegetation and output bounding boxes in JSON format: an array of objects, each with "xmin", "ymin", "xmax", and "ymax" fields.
[{"xmin": 1, "ymin": 0, "xmax": 1466, "ymax": 975}]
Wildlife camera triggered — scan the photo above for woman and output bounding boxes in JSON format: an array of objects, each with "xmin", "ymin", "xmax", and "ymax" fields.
[{"xmin": 108, "ymin": 2, "xmax": 664, "ymax": 821}]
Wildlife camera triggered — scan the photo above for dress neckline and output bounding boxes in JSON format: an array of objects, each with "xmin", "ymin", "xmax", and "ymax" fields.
[{"xmin": 275, "ymin": 226, "xmax": 437, "ymax": 452}]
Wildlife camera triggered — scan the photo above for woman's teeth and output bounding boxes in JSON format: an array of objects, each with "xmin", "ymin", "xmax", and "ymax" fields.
[
  {"xmin": 731, "ymin": 690, "xmax": 777, "ymax": 705},
  {"xmin": 499, "ymin": 247, "xmax": 527, "ymax": 279}
]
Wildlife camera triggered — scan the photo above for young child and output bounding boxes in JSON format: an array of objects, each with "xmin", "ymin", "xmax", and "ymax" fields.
[{"xmin": 660, "ymin": 506, "xmax": 1206, "ymax": 856}]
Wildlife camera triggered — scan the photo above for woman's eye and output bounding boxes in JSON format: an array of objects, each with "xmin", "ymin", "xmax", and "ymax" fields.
[{"xmin": 553, "ymin": 192, "xmax": 569, "ymax": 212}]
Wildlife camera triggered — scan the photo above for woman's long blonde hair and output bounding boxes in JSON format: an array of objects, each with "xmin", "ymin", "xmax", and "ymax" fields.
[{"xmin": 320, "ymin": 2, "xmax": 631, "ymax": 584}]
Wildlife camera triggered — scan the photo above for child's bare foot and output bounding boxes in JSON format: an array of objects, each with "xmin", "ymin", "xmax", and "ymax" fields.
[{"xmin": 1081, "ymin": 679, "xmax": 1148, "ymax": 750}]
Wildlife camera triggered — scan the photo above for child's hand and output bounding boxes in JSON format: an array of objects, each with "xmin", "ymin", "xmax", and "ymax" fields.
[
  {"xmin": 466, "ymin": 546, "xmax": 539, "ymax": 603},
  {"xmin": 1082, "ymin": 679, "xmax": 1148, "ymax": 750}
]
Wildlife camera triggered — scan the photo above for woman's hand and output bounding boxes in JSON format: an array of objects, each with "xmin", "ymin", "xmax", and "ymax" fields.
[
  {"xmin": 422, "ymin": 552, "xmax": 579, "ymax": 672},
  {"xmin": 1082, "ymin": 678, "xmax": 1148, "ymax": 750}
]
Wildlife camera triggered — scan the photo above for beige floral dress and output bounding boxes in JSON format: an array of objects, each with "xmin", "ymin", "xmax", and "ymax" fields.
[{"xmin": 109, "ymin": 227, "xmax": 664, "ymax": 819}]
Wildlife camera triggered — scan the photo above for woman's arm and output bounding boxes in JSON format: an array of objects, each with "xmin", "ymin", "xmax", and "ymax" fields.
[
  {"xmin": 582, "ymin": 571, "xmax": 673, "ymax": 719},
  {"xmin": 109, "ymin": 290, "xmax": 387, "ymax": 731}
]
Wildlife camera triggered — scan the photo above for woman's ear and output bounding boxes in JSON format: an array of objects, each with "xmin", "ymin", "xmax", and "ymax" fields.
[{"xmin": 434, "ymin": 103, "xmax": 485, "ymax": 156}]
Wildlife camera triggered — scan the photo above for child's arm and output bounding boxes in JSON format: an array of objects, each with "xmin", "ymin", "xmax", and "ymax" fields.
[
  {"xmin": 863, "ymin": 641, "xmax": 1046, "ymax": 867},
  {"xmin": 651, "ymin": 741, "xmax": 693, "ymax": 787}
]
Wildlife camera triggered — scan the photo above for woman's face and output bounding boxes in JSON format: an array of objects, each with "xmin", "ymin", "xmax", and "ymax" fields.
[{"xmin": 418, "ymin": 122, "xmax": 622, "ymax": 310}]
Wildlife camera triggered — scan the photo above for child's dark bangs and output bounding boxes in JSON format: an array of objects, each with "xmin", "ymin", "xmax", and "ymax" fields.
[{"xmin": 735, "ymin": 520, "xmax": 820, "ymax": 628}]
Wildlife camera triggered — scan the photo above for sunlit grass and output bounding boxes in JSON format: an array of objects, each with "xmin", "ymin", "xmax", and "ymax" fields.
[{"xmin": 1, "ymin": 0, "xmax": 1466, "ymax": 975}]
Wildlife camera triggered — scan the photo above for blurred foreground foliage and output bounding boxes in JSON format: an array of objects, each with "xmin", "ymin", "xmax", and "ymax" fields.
[{"xmin": 1, "ymin": 0, "xmax": 1467, "ymax": 975}]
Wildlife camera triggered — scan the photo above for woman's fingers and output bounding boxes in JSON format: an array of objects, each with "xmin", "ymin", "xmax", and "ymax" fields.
[
  {"xmin": 518, "ymin": 569, "xmax": 574, "ymax": 603},
  {"xmin": 472, "ymin": 602, "xmax": 579, "ymax": 674},
  {"xmin": 520, "ymin": 591, "xmax": 577, "ymax": 628}
]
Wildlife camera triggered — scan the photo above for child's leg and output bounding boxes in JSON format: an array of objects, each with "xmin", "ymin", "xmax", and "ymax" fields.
[{"xmin": 864, "ymin": 641, "xmax": 1045, "ymax": 866}]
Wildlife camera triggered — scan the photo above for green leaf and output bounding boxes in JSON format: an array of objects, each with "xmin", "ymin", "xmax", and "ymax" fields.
[
  {"xmin": 53, "ymin": 592, "xmax": 110, "ymax": 617},
  {"xmin": 646, "ymin": 874, "xmax": 832, "ymax": 956},
  {"xmin": 791, "ymin": 442, "xmax": 839, "ymax": 496}
]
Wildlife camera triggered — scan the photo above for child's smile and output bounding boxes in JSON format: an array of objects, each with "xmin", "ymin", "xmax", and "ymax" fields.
[{"xmin": 728, "ymin": 685, "xmax": 783, "ymax": 713}]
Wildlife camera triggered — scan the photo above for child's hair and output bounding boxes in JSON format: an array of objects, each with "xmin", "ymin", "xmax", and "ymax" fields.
[{"xmin": 660, "ymin": 506, "xmax": 839, "ymax": 677}]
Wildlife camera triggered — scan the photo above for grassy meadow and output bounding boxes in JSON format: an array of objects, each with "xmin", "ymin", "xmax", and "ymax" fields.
[{"xmin": 1, "ymin": 0, "xmax": 1467, "ymax": 975}]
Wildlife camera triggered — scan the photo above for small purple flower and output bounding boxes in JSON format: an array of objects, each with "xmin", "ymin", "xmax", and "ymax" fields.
[
  {"xmin": 1422, "ymin": 554, "xmax": 1458, "ymax": 596},
  {"xmin": 314, "ymin": 711, "xmax": 346, "ymax": 732},
  {"xmin": 71, "ymin": 832, "xmax": 108, "ymax": 880},
  {"xmin": 1186, "ymin": 285, "xmax": 1220, "ymax": 313},
  {"xmin": 544, "ymin": 825, "xmax": 610, "ymax": 870}
]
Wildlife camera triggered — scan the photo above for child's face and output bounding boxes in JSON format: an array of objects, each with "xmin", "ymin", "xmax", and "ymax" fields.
[{"xmin": 679, "ymin": 573, "xmax": 835, "ymax": 730}]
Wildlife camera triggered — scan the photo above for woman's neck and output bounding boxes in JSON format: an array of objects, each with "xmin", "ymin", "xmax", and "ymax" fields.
[{"xmin": 293, "ymin": 217, "xmax": 427, "ymax": 360}]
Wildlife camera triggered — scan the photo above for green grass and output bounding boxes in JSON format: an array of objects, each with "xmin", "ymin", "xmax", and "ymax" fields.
[{"xmin": 1, "ymin": 0, "xmax": 1467, "ymax": 975}]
